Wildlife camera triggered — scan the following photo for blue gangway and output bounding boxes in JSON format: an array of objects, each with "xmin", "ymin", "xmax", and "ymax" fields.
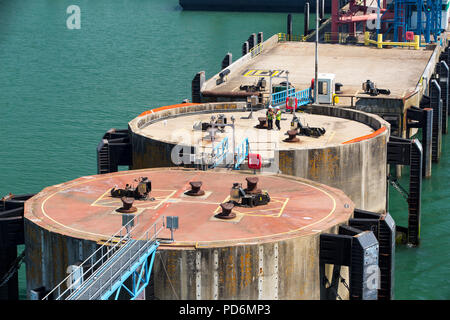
[
  {"xmin": 43, "ymin": 215, "xmax": 166, "ymax": 300},
  {"xmin": 210, "ymin": 136, "xmax": 229, "ymax": 168}
]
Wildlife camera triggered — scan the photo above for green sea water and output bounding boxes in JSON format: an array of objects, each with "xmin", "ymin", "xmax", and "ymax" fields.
[{"xmin": 0, "ymin": 0, "xmax": 448, "ymax": 300}]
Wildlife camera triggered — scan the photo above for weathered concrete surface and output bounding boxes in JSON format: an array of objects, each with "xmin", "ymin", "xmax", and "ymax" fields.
[
  {"xmin": 24, "ymin": 218, "xmax": 98, "ymax": 300},
  {"xmin": 153, "ymin": 227, "xmax": 349, "ymax": 300},
  {"xmin": 203, "ymin": 41, "xmax": 434, "ymax": 99},
  {"xmin": 136, "ymin": 108, "xmax": 374, "ymax": 161},
  {"xmin": 129, "ymin": 102, "xmax": 247, "ymax": 169},
  {"xmin": 276, "ymin": 105, "xmax": 389, "ymax": 213}
]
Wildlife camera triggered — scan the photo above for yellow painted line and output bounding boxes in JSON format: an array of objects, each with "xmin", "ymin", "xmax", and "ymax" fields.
[
  {"xmin": 151, "ymin": 190, "xmax": 178, "ymax": 210},
  {"xmin": 90, "ymin": 188, "xmax": 112, "ymax": 206},
  {"xmin": 40, "ymin": 171, "xmax": 177, "ymax": 239},
  {"xmin": 325, "ymin": 131, "xmax": 336, "ymax": 145},
  {"xmin": 185, "ymin": 179, "xmax": 338, "ymax": 245},
  {"xmin": 243, "ymin": 69, "xmax": 255, "ymax": 77},
  {"xmin": 40, "ymin": 171, "xmax": 340, "ymax": 244},
  {"xmin": 271, "ymin": 70, "xmax": 281, "ymax": 77}
]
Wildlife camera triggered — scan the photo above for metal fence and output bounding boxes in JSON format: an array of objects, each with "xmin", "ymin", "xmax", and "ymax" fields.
[
  {"xmin": 250, "ymin": 42, "xmax": 263, "ymax": 58},
  {"xmin": 295, "ymin": 88, "xmax": 312, "ymax": 106},
  {"xmin": 271, "ymin": 87, "xmax": 312, "ymax": 107},
  {"xmin": 277, "ymin": 33, "xmax": 305, "ymax": 42}
]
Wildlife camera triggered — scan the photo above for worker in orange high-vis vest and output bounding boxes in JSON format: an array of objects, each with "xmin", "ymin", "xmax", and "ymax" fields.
[{"xmin": 275, "ymin": 106, "xmax": 281, "ymax": 130}]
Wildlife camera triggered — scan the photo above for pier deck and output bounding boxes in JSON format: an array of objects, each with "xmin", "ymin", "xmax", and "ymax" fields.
[{"xmin": 205, "ymin": 41, "xmax": 434, "ymax": 100}]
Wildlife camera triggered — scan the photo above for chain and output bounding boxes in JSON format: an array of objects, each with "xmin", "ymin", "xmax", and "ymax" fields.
[
  {"xmin": 388, "ymin": 175, "xmax": 409, "ymax": 200},
  {"xmin": 323, "ymin": 275, "xmax": 343, "ymax": 300},
  {"xmin": 339, "ymin": 274, "xmax": 350, "ymax": 292},
  {"xmin": 0, "ymin": 250, "xmax": 25, "ymax": 287}
]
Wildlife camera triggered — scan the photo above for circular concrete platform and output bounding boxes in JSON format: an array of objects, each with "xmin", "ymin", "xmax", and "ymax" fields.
[
  {"xmin": 138, "ymin": 109, "xmax": 374, "ymax": 160},
  {"xmin": 25, "ymin": 168, "xmax": 354, "ymax": 247}
]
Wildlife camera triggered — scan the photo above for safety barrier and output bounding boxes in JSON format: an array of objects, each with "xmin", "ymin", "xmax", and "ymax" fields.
[
  {"xmin": 210, "ymin": 137, "xmax": 229, "ymax": 168},
  {"xmin": 277, "ymin": 33, "xmax": 305, "ymax": 42},
  {"xmin": 364, "ymin": 31, "xmax": 420, "ymax": 50},
  {"xmin": 234, "ymin": 138, "xmax": 250, "ymax": 170}
]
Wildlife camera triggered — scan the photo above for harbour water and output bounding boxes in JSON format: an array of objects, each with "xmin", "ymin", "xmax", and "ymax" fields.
[{"xmin": 0, "ymin": 0, "xmax": 448, "ymax": 299}]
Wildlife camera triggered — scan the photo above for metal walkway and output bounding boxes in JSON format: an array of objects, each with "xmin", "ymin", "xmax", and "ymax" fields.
[{"xmin": 43, "ymin": 214, "xmax": 170, "ymax": 300}]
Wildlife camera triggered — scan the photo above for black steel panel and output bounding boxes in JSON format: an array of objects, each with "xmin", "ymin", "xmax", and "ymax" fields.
[
  {"xmin": 319, "ymin": 234, "xmax": 352, "ymax": 266},
  {"xmin": 350, "ymin": 231, "xmax": 379, "ymax": 300}
]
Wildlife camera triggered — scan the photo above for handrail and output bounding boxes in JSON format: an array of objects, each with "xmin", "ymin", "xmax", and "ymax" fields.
[
  {"xmin": 42, "ymin": 213, "xmax": 165, "ymax": 300},
  {"xmin": 249, "ymin": 42, "xmax": 263, "ymax": 58},
  {"xmin": 210, "ymin": 137, "xmax": 229, "ymax": 168},
  {"xmin": 277, "ymin": 33, "xmax": 305, "ymax": 42},
  {"xmin": 272, "ymin": 87, "xmax": 312, "ymax": 107},
  {"xmin": 68, "ymin": 216, "xmax": 165, "ymax": 300},
  {"xmin": 271, "ymin": 88, "xmax": 295, "ymax": 106},
  {"xmin": 234, "ymin": 138, "xmax": 250, "ymax": 170},
  {"xmin": 295, "ymin": 88, "xmax": 312, "ymax": 106}
]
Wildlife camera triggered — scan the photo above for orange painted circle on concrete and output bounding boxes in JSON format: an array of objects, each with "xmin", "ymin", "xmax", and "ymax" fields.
[{"xmin": 25, "ymin": 169, "xmax": 354, "ymax": 247}]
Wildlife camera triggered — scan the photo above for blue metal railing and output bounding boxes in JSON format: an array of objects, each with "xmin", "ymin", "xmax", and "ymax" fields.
[
  {"xmin": 234, "ymin": 138, "xmax": 249, "ymax": 170},
  {"xmin": 295, "ymin": 88, "xmax": 312, "ymax": 106},
  {"xmin": 271, "ymin": 87, "xmax": 312, "ymax": 107},
  {"xmin": 210, "ymin": 137, "xmax": 229, "ymax": 168},
  {"xmin": 43, "ymin": 214, "xmax": 165, "ymax": 300},
  {"xmin": 271, "ymin": 88, "xmax": 295, "ymax": 106}
]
